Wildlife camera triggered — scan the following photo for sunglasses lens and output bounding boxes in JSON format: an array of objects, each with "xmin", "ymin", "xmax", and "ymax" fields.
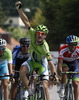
[
  {"xmin": 0, "ymin": 48, "xmax": 5, "ymax": 51},
  {"xmin": 69, "ymin": 43, "xmax": 77, "ymax": 46},
  {"xmin": 41, "ymin": 32, "xmax": 45, "ymax": 35},
  {"xmin": 37, "ymin": 32, "xmax": 40, "ymax": 35},
  {"xmin": 37, "ymin": 31, "xmax": 45, "ymax": 35},
  {"xmin": 21, "ymin": 45, "xmax": 29, "ymax": 47}
]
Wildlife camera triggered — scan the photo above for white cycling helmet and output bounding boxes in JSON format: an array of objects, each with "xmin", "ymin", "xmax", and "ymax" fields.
[
  {"xmin": 0, "ymin": 38, "xmax": 7, "ymax": 48},
  {"xmin": 66, "ymin": 35, "xmax": 79, "ymax": 43}
]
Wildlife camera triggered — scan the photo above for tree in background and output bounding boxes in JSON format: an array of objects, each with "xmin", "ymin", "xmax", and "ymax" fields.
[
  {"xmin": 0, "ymin": 1, "xmax": 7, "ymax": 28},
  {"xmin": 7, "ymin": 26, "xmax": 30, "ymax": 41},
  {"xmin": 30, "ymin": 8, "xmax": 46, "ymax": 27},
  {"xmin": 0, "ymin": 0, "xmax": 39, "ymax": 19},
  {"xmin": 39, "ymin": 0, "xmax": 79, "ymax": 50},
  {"xmin": 1, "ymin": 0, "xmax": 79, "ymax": 50}
]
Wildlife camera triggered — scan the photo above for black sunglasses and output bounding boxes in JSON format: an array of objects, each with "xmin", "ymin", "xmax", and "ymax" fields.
[
  {"xmin": 0, "ymin": 48, "xmax": 5, "ymax": 51},
  {"xmin": 21, "ymin": 45, "xmax": 29, "ymax": 47},
  {"xmin": 68, "ymin": 43, "xmax": 77, "ymax": 46}
]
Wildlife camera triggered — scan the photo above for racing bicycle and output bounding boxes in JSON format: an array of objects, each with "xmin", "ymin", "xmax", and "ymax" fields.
[
  {"xmin": 60, "ymin": 71, "xmax": 79, "ymax": 100},
  {"xmin": 14, "ymin": 70, "xmax": 33, "ymax": 100},
  {"xmin": 29, "ymin": 71, "xmax": 57, "ymax": 100},
  {"xmin": 14, "ymin": 70, "xmax": 57, "ymax": 100}
]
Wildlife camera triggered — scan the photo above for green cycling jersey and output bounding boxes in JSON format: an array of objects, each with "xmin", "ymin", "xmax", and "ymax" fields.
[
  {"xmin": 0, "ymin": 48, "xmax": 12, "ymax": 64},
  {"xmin": 29, "ymin": 27, "xmax": 52, "ymax": 62}
]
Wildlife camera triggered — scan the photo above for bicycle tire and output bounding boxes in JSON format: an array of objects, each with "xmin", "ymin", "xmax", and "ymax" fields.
[
  {"xmin": 69, "ymin": 85, "xmax": 73, "ymax": 100},
  {"xmin": 28, "ymin": 95, "xmax": 34, "ymax": 100},
  {"xmin": 19, "ymin": 86, "xmax": 23, "ymax": 100},
  {"xmin": 60, "ymin": 97, "xmax": 64, "ymax": 100},
  {"xmin": 15, "ymin": 87, "xmax": 23, "ymax": 100},
  {"xmin": 15, "ymin": 93, "xmax": 19, "ymax": 100},
  {"xmin": 35, "ymin": 91, "xmax": 38, "ymax": 100},
  {"xmin": 64, "ymin": 85, "xmax": 68, "ymax": 100},
  {"xmin": 64, "ymin": 85, "xmax": 73, "ymax": 100},
  {"xmin": 41, "ymin": 87, "xmax": 45, "ymax": 100},
  {"xmin": 67, "ymin": 87, "xmax": 70, "ymax": 100}
]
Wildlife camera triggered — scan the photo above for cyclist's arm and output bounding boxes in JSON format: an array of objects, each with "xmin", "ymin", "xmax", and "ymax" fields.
[
  {"xmin": 12, "ymin": 65, "xmax": 15, "ymax": 76},
  {"xmin": 8, "ymin": 63, "xmax": 13, "ymax": 75},
  {"xmin": 48, "ymin": 60, "xmax": 57, "ymax": 75},
  {"xmin": 57, "ymin": 59, "xmax": 63, "ymax": 75},
  {"xmin": 7, "ymin": 48, "xmax": 13, "ymax": 75},
  {"xmin": 15, "ymin": 1, "xmax": 31, "ymax": 29}
]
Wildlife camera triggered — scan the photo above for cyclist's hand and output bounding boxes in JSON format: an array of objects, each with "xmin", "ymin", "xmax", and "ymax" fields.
[
  {"xmin": 9, "ymin": 73, "xmax": 13, "ymax": 82},
  {"xmin": 59, "ymin": 70, "xmax": 62, "ymax": 76},
  {"xmin": 58, "ymin": 70, "xmax": 62, "ymax": 81},
  {"xmin": 53, "ymin": 72, "xmax": 59, "ymax": 83},
  {"xmin": 15, "ymin": 1, "xmax": 22, "ymax": 10}
]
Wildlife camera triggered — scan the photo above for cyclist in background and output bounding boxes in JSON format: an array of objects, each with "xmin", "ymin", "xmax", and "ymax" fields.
[
  {"xmin": 11, "ymin": 37, "xmax": 30, "ymax": 100},
  {"xmin": 0, "ymin": 38, "xmax": 13, "ymax": 100},
  {"xmin": 58, "ymin": 35, "xmax": 79, "ymax": 100},
  {"xmin": 15, "ymin": 1, "xmax": 57, "ymax": 100}
]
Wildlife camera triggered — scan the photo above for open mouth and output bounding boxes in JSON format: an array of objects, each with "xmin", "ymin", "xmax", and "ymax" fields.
[{"xmin": 38, "ymin": 37, "xmax": 42, "ymax": 39}]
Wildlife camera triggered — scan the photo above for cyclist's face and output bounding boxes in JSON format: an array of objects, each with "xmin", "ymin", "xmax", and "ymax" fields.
[
  {"xmin": 36, "ymin": 31, "xmax": 46, "ymax": 44},
  {"xmin": 21, "ymin": 45, "xmax": 29, "ymax": 54},
  {"xmin": 68, "ymin": 42, "xmax": 77, "ymax": 53},
  {"xmin": 0, "ymin": 48, "xmax": 5, "ymax": 57}
]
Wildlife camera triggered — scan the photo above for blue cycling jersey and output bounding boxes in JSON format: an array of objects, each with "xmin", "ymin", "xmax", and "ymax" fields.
[{"xmin": 12, "ymin": 45, "xmax": 30, "ymax": 72}]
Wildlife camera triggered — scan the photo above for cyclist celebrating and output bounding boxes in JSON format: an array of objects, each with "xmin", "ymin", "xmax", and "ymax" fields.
[
  {"xmin": 0, "ymin": 38, "xmax": 12, "ymax": 100},
  {"xmin": 11, "ymin": 37, "xmax": 30, "ymax": 100},
  {"xmin": 58, "ymin": 35, "xmax": 79, "ymax": 100},
  {"xmin": 15, "ymin": 1, "xmax": 57, "ymax": 100}
]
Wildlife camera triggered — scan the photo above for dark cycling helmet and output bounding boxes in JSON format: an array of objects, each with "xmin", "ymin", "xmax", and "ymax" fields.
[
  {"xmin": 66, "ymin": 35, "xmax": 79, "ymax": 43},
  {"xmin": 19, "ymin": 37, "xmax": 30, "ymax": 46},
  {"xmin": 0, "ymin": 38, "xmax": 7, "ymax": 47},
  {"xmin": 35, "ymin": 24, "xmax": 49, "ymax": 34}
]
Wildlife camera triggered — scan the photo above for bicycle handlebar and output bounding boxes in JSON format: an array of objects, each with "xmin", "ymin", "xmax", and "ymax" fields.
[
  {"xmin": 29, "ymin": 74, "xmax": 53, "ymax": 78},
  {"xmin": 13, "ymin": 70, "xmax": 56, "ymax": 78},
  {"xmin": 0, "ymin": 74, "xmax": 12, "ymax": 78},
  {"xmin": 60, "ymin": 71, "xmax": 79, "ymax": 75},
  {"xmin": 13, "ymin": 70, "xmax": 19, "ymax": 73},
  {"xmin": 13, "ymin": 70, "xmax": 58, "ymax": 82}
]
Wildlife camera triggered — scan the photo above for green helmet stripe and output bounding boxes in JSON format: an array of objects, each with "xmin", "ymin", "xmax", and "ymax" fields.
[{"xmin": 35, "ymin": 24, "xmax": 49, "ymax": 34}]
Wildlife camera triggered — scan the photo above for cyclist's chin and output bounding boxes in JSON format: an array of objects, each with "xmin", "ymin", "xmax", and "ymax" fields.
[
  {"xmin": 69, "ymin": 49, "xmax": 75, "ymax": 53},
  {"xmin": 69, "ymin": 47, "xmax": 76, "ymax": 53},
  {"xmin": 36, "ymin": 40, "xmax": 43, "ymax": 44}
]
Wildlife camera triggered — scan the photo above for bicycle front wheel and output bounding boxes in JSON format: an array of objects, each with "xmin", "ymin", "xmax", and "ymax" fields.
[
  {"xmin": 64, "ymin": 85, "xmax": 73, "ymax": 100},
  {"xmin": 40, "ymin": 87, "xmax": 45, "ymax": 100},
  {"xmin": 64, "ymin": 85, "xmax": 68, "ymax": 100},
  {"xmin": 35, "ymin": 91, "xmax": 38, "ymax": 100},
  {"xmin": 69, "ymin": 85, "xmax": 73, "ymax": 100}
]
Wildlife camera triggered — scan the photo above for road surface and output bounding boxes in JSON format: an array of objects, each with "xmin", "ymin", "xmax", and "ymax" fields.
[{"xmin": 49, "ymin": 85, "xmax": 60, "ymax": 100}]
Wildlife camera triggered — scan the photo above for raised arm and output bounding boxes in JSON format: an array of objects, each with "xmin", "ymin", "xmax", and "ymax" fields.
[{"xmin": 15, "ymin": 1, "xmax": 31, "ymax": 28}]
